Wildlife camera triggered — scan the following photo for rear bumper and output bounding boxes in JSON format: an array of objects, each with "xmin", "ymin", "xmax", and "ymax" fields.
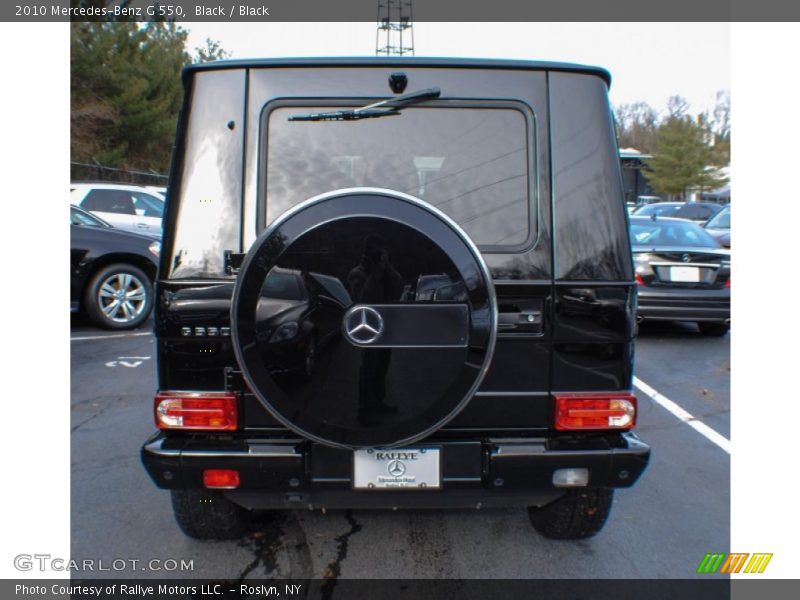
[
  {"xmin": 637, "ymin": 287, "xmax": 730, "ymax": 323},
  {"xmin": 141, "ymin": 432, "xmax": 650, "ymax": 509}
]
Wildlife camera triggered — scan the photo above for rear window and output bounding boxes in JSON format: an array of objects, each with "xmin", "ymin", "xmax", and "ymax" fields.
[
  {"xmin": 676, "ymin": 204, "xmax": 717, "ymax": 220},
  {"xmin": 634, "ymin": 204, "xmax": 680, "ymax": 217},
  {"xmin": 630, "ymin": 219, "xmax": 719, "ymax": 248},
  {"xmin": 263, "ymin": 104, "xmax": 534, "ymax": 249}
]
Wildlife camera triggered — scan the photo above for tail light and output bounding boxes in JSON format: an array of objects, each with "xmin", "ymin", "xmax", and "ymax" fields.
[
  {"xmin": 155, "ymin": 391, "xmax": 238, "ymax": 431},
  {"xmin": 635, "ymin": 273, "xmax": 645, "ymax": 286},
  {"xmin": 203, "ymin": 469, "xmax": 240, "ymax": 489},
  {"xmin": 554, "ymin": 392, "xmax": 637, "ymax": 431},
  {"xmin": 725, "ymin": 277, "xmax": 730, "ymax": 288}
]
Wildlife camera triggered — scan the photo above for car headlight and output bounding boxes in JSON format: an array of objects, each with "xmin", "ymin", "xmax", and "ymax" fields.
[
  {"xmin": 148, "ymin": 241, "xmax": 161, "ymax": 258},
  {"xmin": 269, "ymin": 321, "xmax": 299, "ymax": 343}
]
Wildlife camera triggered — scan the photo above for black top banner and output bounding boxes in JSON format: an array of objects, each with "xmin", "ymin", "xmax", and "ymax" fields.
[{"xmin": 3, "ymin": 0, "xmax": 800, "ymax": 22}]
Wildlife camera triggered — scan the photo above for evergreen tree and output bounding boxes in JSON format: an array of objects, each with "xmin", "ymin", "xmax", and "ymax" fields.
[
  {"xmin": 71, "ymin": 22, "xmax": 229, "ymax": 173},
  {"xmin": 644, "ymin": 96, "xmax": 728, "ymax": 199}
]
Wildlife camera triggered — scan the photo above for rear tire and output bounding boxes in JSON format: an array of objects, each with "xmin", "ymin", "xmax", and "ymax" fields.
[
  {"xmin": 528, "ymin": 488, "xmax": 614, "ymax": 540},
  {"xmin": 170, "ymin": 490, "xmax": 249, "ymax": 540},
  {"xmin": 697, "ymin": 322, "xmax": 729, "ymax": 336}
]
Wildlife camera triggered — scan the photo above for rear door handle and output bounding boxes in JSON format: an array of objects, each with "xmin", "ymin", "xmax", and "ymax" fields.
[{"xmin": 498, "ymin": 311, "xmax": 542, "ymax": 331}]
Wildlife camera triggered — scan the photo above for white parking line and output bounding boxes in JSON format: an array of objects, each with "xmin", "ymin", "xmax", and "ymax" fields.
[
  {"xmin": 70, "ymin": 332, "xmax": 153, "ymax": 342},
  {"xmin": 633, "ymin": 376, "xmax": 730, "ymax": 454}
]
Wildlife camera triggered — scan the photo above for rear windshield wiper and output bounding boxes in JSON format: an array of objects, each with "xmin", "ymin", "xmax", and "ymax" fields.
[{"xmin": 288, "ymin": 87, "xmax": 441, "ymax": 122}]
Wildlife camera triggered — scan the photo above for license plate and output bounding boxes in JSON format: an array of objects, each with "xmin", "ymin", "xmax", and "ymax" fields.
[
  {"xmin": 669, "ymin": 266, "xmax": 700, "ymax": 282},
  {"xmin": 353, "ymin": 448, "xmax": 440, "ymax": 490}
]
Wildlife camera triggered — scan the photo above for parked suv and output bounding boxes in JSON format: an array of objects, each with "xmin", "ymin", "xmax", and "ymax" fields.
[
  {"xmin": 142, "ymin": 58, "xmax": 650, "ymax": 540},
  {"xmin": 70, "ymin": 183, "xmax": 165, "ymax": 237}
]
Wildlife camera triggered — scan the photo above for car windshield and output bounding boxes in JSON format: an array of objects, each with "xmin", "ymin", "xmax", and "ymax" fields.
[
  {"xmin": 266, "ymin": 105, "xmax": 531, "ymax": 247},
  {"xmin": 705, "ymin": 206, "xmax": 730, "ymax": 229},
  {"xmin": 630, "ymin": 219, "xmax": 720, "ymax": 248},
  {"xmin": 70, "ymin": 207, "xmax": 108, "ymax": 228},
  {"xmin": 634, "ymin": 204, "xmax": 680, "ymax": 217}
]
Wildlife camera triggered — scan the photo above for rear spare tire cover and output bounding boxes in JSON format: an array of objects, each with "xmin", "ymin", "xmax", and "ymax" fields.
[{"xmin": 232, "ymin": 189, "xmax": 497, "ymax": 448}]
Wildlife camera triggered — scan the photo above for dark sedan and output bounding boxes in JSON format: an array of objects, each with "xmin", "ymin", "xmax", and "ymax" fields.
[
  {"xmin": 71, "ymin": 206, "xmax": 160, "ymax": 330},
  {"xmin": 630, "ymin": 216, "xmax": 730, "ymax": 336}
]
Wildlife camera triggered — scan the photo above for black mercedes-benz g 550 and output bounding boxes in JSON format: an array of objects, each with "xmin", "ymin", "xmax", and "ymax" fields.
[{"xmin": 142, "ymin": 58, "xmax": 650, "ymax": 540}]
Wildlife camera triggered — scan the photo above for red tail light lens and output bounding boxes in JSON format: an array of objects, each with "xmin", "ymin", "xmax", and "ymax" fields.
[
  {"xmin": 554, "ymin": 392, "xmax": 637, "ymax": 431},
  {"xmin": 155, "ymin": 391, "xmax": 238, "ymax": 431},
  {"xmin": 203, "ymin": 469, "xmax": 240, "ymax": 489},
  {"xmin": 725, "ymin": 277, "xmax": 730, "ymax": 288},
  {"xmin": 635, "ymin": 273, "xmax": 645, "ymax": 286}
]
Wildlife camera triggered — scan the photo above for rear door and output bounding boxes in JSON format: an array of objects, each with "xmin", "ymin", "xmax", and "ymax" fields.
[{"xmin": 249, "ymin": 66, "xmax": 554, "ymax": 434}]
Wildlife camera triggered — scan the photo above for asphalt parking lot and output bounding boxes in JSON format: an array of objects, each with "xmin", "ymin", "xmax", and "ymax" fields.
[{"xmin": 71, "ymin": 315, "xmax": 729, "ymax": 580}]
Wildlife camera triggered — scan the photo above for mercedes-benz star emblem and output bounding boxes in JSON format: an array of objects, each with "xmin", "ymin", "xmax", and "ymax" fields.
[
  {"xmin": 387, "ymin": 460, "xmax": 406, "ymax": 477},
  {"xmin": 344, "ymin": 306, "xmax": 384, "ymax": 345},
  {"xmin": 682, "ymin": 254, "xmax": 691, "ymax": 263}
]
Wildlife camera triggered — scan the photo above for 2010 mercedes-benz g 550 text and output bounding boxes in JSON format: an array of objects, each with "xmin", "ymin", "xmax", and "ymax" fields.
[{"xmin": 141, "ymin": 58, "xmax": 650, "ymax": 540}]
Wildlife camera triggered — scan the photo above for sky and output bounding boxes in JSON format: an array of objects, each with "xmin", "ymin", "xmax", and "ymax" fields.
[{"xmin": 185, "ymin": 22, "xmax": 730, "ymax": 116}]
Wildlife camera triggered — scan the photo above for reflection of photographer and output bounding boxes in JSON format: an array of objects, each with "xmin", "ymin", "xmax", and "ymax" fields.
[
  {"xmin": 347, "ymin": 235, "xmax": 403, "ymax": 425},
  {"xmin": 347, "ymin": 235, "xmax": 403, "ymax": 303}
]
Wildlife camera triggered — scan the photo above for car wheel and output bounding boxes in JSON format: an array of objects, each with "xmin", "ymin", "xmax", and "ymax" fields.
[
  {"xmin": 84, "ymin": 264, "xmax": 153, "ymax": 330},
  {"xmin": 697, "ymin": 322, "xmax": 729, "ymax": 337},
  {"xmin": 170, "ymin": 490, "xmax": 249, "ymax": 540},
  {"xmin": 528, "ymin": 488, "xmax": 614, "ymax": 540}
]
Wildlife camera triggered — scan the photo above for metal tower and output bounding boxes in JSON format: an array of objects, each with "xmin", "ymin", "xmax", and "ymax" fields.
[{"xmin": 376, "ymin": 0, "xmax": 414, "ymax": 56}]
